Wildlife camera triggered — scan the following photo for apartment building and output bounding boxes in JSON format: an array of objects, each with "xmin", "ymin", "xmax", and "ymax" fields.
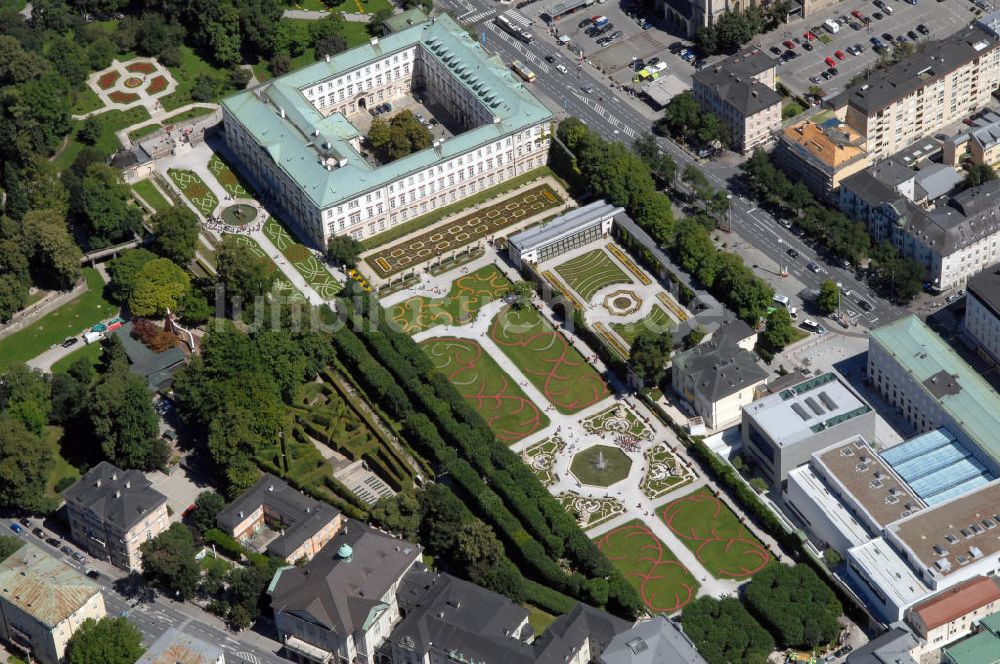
[
  {"xmin": 62, "ymin": 461, "xmax": 170, "ymax": 572},
  {"xmin": 0, "ymin": 542, "xmax": 106, "ymax": 664},
  {"xmin": 136, "ymin": 628, "xmax": 225, "ymax": 664},
  {"xmin": 943, "ymin": 116, "xmax": 1000, "ymax": 168},
  {"xmin": 831, "ymin": 24, "xmax": 1000, "ymax": 161},
  {"xmin": 962, "ymin": 264, "xmax": 1000, "ymax": 364},
  {"xmin": 772, "ymin": 114, "xmax": 871, "ymax": 203},
  {"xmin": 216, "ymin": 474, "xmax": 343, "ymax": 563},
  {"xmin": 222, "ymin": 14, "xmax": 552, "ymax": 249},
  {"xmin": 907, "ymin": 576, "xmax": 1000, "ymax": 659},
  {"xmin": 691, "ymin": 48, "xmax": 782, "ymax": 153},
  {"xmin": 839, "ymin": 160, "xmax": 999, "ymax": 292},
  {"xmin": 662, "ymin": 0, "xmax": 820, "ymax": 40}
]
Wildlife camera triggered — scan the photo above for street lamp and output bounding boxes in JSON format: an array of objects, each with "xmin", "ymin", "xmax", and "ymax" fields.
[
  {"xmin": 836, "ymin": 281, "xmax": 842, "ymax": 317},
  {"xmin": 726, "ymin": 194, "xmax": 733, "ymax": 233}
]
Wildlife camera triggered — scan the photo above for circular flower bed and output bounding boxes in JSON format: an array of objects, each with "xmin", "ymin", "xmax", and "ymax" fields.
[
  {"xmin": 124, "ymin": 77, "xmax": 143, "ymax": 88},
  {"xmin": 221, "ymin": 203, "xmax": 258, "ymax": 227}
]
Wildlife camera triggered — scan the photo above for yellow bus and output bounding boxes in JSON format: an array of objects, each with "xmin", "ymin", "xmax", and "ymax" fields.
[{"xmin": 511, "ymin": 59, "xmax": 536, "ymax": 82}]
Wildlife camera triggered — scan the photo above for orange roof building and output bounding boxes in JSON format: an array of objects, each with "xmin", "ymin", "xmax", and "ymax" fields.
[
  {"xmin": 773, "ymin": 114, "xmax": 872, "ymax": 203},
  {"xmin": 907, "ymin": 576, "xmax": 1000, "ymax": 657}
]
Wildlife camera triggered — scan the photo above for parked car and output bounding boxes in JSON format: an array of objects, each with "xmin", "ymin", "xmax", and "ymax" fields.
[
  {"xmin": 802, "ymin": 41, "xmax": 813, "ymax": 51},
  {"xmin": 610, "ymin": 30, "xmax": 623, "ymax": 39},
  {"xmin": 873, "ymin": 11, "xmax": 883, "ymax": 18},
  {"xmin": 825, "ymin": 56, "xmax": 837, "ymax": 67},
  {"xmin": 835, "ymin": 50, "xmax": 846, "ymax": 59},
  {"xmin": 810, "ymin": 75, "xmax": 823, "ymax": 83},
  {"xmin": 19, "ymin": 518, "xmax": 32, "ymax": 528},
  {"xmin": 647, "ymin": 56, "xmax": 660, "ymax": 65},
  {"xmin": 85, "ymin": 569, "xmax": 100, "ymax": 579},
  {"xmin": 827, "ymin": 67, "xmax": 840, "ymax": 76},
  {"xmin": 882, "ymin": 32, "xmax": 894, "ymax": 41},
  {"xmin": 597, "ymin": 36, "xmax": 612, "ymax": 45},
  {"xmin": 32, "ymin": 527, "xmax": 44, "ymax": 538},
  {"xmin": 45, "ymin": 537, "xmax": 61, "ymax": 547},
  {"xmin": 61, "ymin": 337, "xmax": 79, "ymax": 348},
  {"xmin": 61, "ymin": 545, "xmax": 73, "ymax": 555},
  {"xmin": 917, "ymin": 23, "xmax": 929, "ymax": 34},
  {"xmin": 578, "ymin": 17, "xmax": 593, "ymax": 27},
  {"xmin": 771, "ymin": 45, "xmax": 783, "ymax": 55},
  {"xmin": 72, "ymin": 552, "xmax": 86, "ymax": 562},
  {"xmin": 821, "ymin": 70, "xmax": 833, "ymax": 80},
  {"xmin": 783, "ymin": 39, "xmax": 795, "ymax": 49},
  {"xmin": 9, "ymin": 524, "xmax": 23, "ymax": 534},
  {"xmin": 907, "ymin": 29, "xmax": 919, "ymax": 40},
  {"xmin": 804, "ymin": 31, "xmax": 816, "ymax": 40}
]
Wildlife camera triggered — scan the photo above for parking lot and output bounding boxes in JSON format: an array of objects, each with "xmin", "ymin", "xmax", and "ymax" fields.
[{"xmin": 768, "ymin": 0, "xmax": 974, "ymax": 97}]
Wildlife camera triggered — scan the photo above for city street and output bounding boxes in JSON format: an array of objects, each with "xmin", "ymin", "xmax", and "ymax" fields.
[{"xmin": 0, "ymin": 519, "xmax": 285, "ymax": 664}]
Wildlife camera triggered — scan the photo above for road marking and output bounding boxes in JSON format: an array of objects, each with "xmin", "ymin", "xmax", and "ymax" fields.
[
  {"xmin": 233, "ymin": 652, "xmax": 262, "ymax": 664},
  {"xmin": 569, "ymin": 91, "xmax": 637, "ymax": 138},
  {"xmin": 484, "ymin": 24, "xmax": 550, "ymax": 73},
  {"xmin": 503, "ymin": 9, "xmax": 533, "ymax": 28},
  {"xmin": 225, "ymin": 637, "xmax": 240, "ymax": 644},
  {"xmin": 461, "ymin": 9, "xmax": 496, "ymax": 24}
]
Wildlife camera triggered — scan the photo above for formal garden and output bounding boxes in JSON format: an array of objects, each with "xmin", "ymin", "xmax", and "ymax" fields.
[
  {"xmin": 364, "ymin": 183, "xmax": 563, "ymax": 278},
  {"xmin": 580, "ymin": 402, "xmax": 653, "ymax": 441},
  {"xmin": 557, "ymin": 492, "xmax": 625, "ymax": 530},
  {"xmin": 658, "ymin": 487, "xmax": 772, "ymax": 580},
  {"xmin": 132, "ymin": 179, "xmax": 172, "ymax": 215},
  {"xmin": 262, "ymin": 217, "xmax": 342, "ymax": 300},
  {"xmin": 568, "ymin": 444, "xmax": 632, "ymax": 487},
  {"xmin": 208, "ymin": 152, "xmax": 251, "ymax": 199},
  {"xmin": 610, "ymin": 305, "xmax": 675, "ymax": 348},
  {"xmin": 554, "ymin": 248, "xmax": 632, "ymax": 302},
  {"xmin": 640, "ymin": 443, "xmax": 695, "ymax": 500},
  {"xmin": 594, "ymin": 519, "xmax": 700, "ymax": 614},
  {"xmin": 389, "ymin": 265, "xmax": 512, "ymax": 334},
  {"xmin": 225, "ymin": 235, "xmax": 305, "ymax": 303},
  {"xmin": 421, "ymin": 337, "xmax": 549, "ymax": 444},
  {"xmin": 169, "ymin": 169, "xmax": 219, "ymax": 217},
  {"xmin": 520, "ymin": 434, "xmax": 566, "ymax": 486},
  {"xmin": 489, "ymin": 306, "xmax": 609, "ymax": 415}
]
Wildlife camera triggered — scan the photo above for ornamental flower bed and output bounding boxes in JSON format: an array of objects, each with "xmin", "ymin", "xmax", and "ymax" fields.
[
  {"xmin": 108, "ymin": 90, "xmax": 140, "ymax": 104},
  {"xmin": 97, "ymin": 71, "xmax": 120, "ymax": 90},
  {"xmin": 147, "ymin": 75, "xmax": 168, "ymax": 95},
  {"xmin": 124, "ymin": 77, "xmax": 143, "ymax": 88},
  {"xmin": 126, "ymin": 61, "xmax": 157, "ymax": 74}
]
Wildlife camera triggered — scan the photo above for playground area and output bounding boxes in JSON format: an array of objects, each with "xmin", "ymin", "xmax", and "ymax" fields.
[
  {"xmin": 594, "ymin": 519, "xmax": 700, "ymax": 614},
  {"xmin": 658, "ymin": 487, "xmax": 772, "ymax": 580},
  {"xmin": 389, "ymin": 265, "xmax": 511, "ymax": 334},
  {"xmin": 421, "ymin": 336, "xmax": 550, "ymax": 444},
  {"xmin": 364, "ymin": 183, "xmax": 564, "ymax": 279},
  {"xmin": 489, "ymin": 306, "xmax": 609, "ymax": 415}
]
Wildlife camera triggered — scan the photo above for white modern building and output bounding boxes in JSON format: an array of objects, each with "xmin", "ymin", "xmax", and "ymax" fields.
[
  {"xmin": 741, "ymin": 372, "xmax": 875, "ymax": 486},
  {"xmin": 222, "ymin": 14, "xmax": 552, "ymax": 249},
  {"xmin": 507, "ymin": 200, "xmax": 620, "ymax": 269},
  {"xmin": 963, "ymin": 264, "xmax": 1000, "ymax": 364},
  {"xmin": 845, "ymin": 537, "xmax": 931, "ymax": 624}
]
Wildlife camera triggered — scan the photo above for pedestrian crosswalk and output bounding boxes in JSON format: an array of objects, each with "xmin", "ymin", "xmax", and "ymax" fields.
[
  {"xmin": 485, "ymin": 23, "xmax": 550, "ymax": 73},
  {"xmin": 503, "ymin": 9, "xmax": 533, "ymax": 28},
  {"xmin": 571, "ymin": 91, "xmax": 638, "ymax": 139},
  {"xmin": 460, "ymin": 9, "xmax": 496, "ymax": 24}
]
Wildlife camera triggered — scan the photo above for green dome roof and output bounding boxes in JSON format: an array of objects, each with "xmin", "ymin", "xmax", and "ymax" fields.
[{"xmin": 337, "ymin": 543, "xmax": 353, "ymax": 559}]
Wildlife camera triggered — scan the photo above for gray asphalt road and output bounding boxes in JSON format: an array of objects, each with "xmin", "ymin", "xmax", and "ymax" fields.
[{"xmin": 438, "ymin": 0, "xmax": 911, "ymax": 328}]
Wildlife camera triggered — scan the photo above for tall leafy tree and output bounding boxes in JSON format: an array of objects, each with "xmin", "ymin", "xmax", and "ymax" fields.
[
  {"xmin": 65, "ymin": 617, "xmax": 144, "ymax": 664},
  {"xmin": 744, "ymin": 564, "xmax": 841, "ymax": 649},
  {"xmin": 0, "ymin": 417, "xmax": 54, "ymax": 514},
  {"xmin": 77, "ymin": 164, "xmax": 143, "ymax": 249},
  {"xmin": 108, "ymin": 249, "xmax": 158, "ymax": 304},
  {"xmin": 682, "ymin": 596, "xmax": 774, "ymax": 664},
  {"xmin": 190, "ymin": 490, "xmax": 226, "ymax": 533},
  {"xmin": 140, "ymin": 523, "xmax": 201, "ymax": 600},
  {"xmin": 129, "ymin": 257, "xmax": 191, "ymax": 317},
  {"xmin": 216, "ymin": 235, "xmax": 276, "ymax": 303},
  {"xmin": 87, "ymin": 366, "xmax": 165, "ymax": 470},
  {"xmin": 629, "ymin": 330, "xmax": 672, "ymax": 386},
  {"xmin": 22, "ymin": 208, "xmax": 82, "ymax": 290},
  {"xmin": 817, "ymin": 280, "xmax": 840, "ymax": 314},
  {"xmin": 152, "ymin": 206, "xmax": 200, "ymax": 265}
]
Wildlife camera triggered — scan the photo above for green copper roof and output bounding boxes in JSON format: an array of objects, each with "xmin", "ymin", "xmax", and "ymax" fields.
[
  {"xmin": 221, "ymin": 14, "xmax": 552, "ymax": 210},
  {"xmin": 384, "ymin": 7, "xmax": 429, "ymax": 33},
  {"xmin": 980, "ymin": 610, "xmax": 1000, "ymax": 635},
  {"xmin": 942, "ymin": 631, "xmax": 1000, "ymax": 664},
  {"xmin": 870, "ymin": 316, "xmax": 1000, "ymax": 467}
]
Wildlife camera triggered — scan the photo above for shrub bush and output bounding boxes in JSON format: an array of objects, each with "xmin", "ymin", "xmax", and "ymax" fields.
[{"xmin": 203, "ymin": 528, "xmax": 243, "ymax": 560}]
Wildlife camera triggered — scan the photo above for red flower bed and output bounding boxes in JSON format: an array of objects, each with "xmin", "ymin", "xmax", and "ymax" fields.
[
  {"xmin": 97, "ymin": 70, "xmax": 120, "ymax": 90},
  {"xmin": 147, "ymin": 75, "xmax": 168, "ymax": 95},
  {"xmin": 127, "ymin": 61, "xmax": 157, "ymax": 74},
  {"xmin": 108, "ymin": 90, "xmax": 139, "ymax": 104}
]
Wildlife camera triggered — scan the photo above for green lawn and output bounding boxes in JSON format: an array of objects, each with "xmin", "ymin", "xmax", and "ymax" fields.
[
  {"xmin": 611, "ymin": 305, "xmax": 674, "ymax": 348},
  {"xmin": 159, "ymin": 46, "xmax": 228, "ymax": 112},
  {"xmin": 554, "ymin": 249, "xmax": 632, "ymax": 302},
  {"xmin": 41, "ymin": 426, "xmax": 80, "ymax": 504},
  {"xmin": 0, "ymin": 268, "xmax": 117, "ymax": 373},
  {"xmin": 594, "ymin": 519, "xmax": 699, "ymax": 614},
  {"xmin": 421, "ymin": 336, "xmax": 549, "ymax": 444},
  {"xmin": 72, "ymin": 87, "xmax": 105, "ymax": 115},
  {"xmin": 489, "ymin": 306, "xmax": 609, "ymax": 414},
  {"xmin": 262, "ymin": 217, "xmax": 342, "ymax": 299},
  {"xmin": 168, "ymin": 169, "xmax": 219, "ymax": 217},
  {"xmin": 132, "ymin": 179, "xmax": 172, "ymax": 215},
  {"xmin": 324, "ymin": 0, "xmax": 392, "ymax": 13},
  {"xmin": 51, "ymin": 342, "xmax": 103, "ymax": 374},
  {"xmin": 525, "ymin": 605, "xmax": 557, "ymax": 635},
  {"xmin": 200, "ymin": 555, "xmax": 233, "ymax": 575},
  {"xmin": 569, "ymin": 444, "xmax": 632, "ymax": 487},
  {"xmin": 128, "ymin": 105, "xmax": 217, "ymax": 141},
  {"xmin": 783, "ymin": 100, "xmax": 806, "ymax": 120},
  {"xmin": 53, "ymin": 106, "xmax": 151, "ymax": 172},
  {"xmin": 388, "ymin": 265, "xmax": 511, "ymax": 334},
  {"xmin": 658, "ymin": 487, "xmax": 772, "ymax": 580},
  {"xmin": 208, "ymin": 152, "xmax": 252, "ymax": 198}
]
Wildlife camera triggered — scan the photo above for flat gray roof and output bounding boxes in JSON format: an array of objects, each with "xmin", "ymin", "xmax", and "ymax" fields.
[
  {"xmin": 744, "ymin": 373, "xmax": 871, "ymax": 448},
  {"xmin": 848, "ymin": 538, "xmax": 930, "ymax": 609},
  {"xmin": 507, "ymin": 200, "xmax": 621, "ymax": 254}
]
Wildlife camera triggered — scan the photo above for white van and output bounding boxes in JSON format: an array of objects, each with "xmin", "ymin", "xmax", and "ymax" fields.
[
  {"xmin": 824, "ymin": 18, "xmax": 840, "ymax": 33},
  {"xmin": 82, "ymin": 331, "xmax": 103, "ymax": 345},
  {"xmin": 773, "ymin": 294, "xmax": 790, "ymax": 308}
]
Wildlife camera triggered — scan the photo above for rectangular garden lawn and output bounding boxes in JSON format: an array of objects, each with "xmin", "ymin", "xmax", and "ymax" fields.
[
  {"xmin": 488, "ymin": 306, "xmax": 609, "ymax": 414},
  {"xmin": 611, "ymin": 305, "xmax": 674, "ymax": 348},
  {"xmin": 554, "ymin": 248, "xmax": 631, "ymax": 302},
  {"xmin": 263, "ymin": 217, "xmax": 341, "ymax": 300},
  {"xmin": 421, "ymin": 336, "xmax": 549, "ymax": 444},
  {"xmin": 593, "ymin": 518, "xmax": 700, "ymax": 614},
  {"xmin": 657, "ymin": 486, "xmax": 772, "ymax": 580},
  {"xmin": 132, "ymin": 179, "xmax": 171, "ymax": 215}
]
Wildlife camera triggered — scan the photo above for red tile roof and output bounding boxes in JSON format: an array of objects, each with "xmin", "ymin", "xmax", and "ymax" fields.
[{"xmin": 913, "ymin": 576, "xmax": 1000, "ymax": 631}]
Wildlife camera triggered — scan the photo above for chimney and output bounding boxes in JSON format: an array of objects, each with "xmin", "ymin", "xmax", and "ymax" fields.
[
  {"xmin": 280, "ymin": 107, "xmax": 286, "ymax": 119},
  {"xmin": 114, "ymin": 491, "xmax": 121, "ymax": 499},
  {"xmin": 325, "ymin": 53, "xmax": 331, "ymax": 63},
  {"xmin": 111, "ymin": 472, "xmax": 117, "ymax": 481},
  {"xmin": 370, "ymin": 36, "xmax": 379, "ymax": 47},
  {"xmin": 268, "ymin": 484, "xmax": 274, "ymax": 492},
  {"xmin": 125, "ymin": 481, "xmax": 130, "ymax": 489},
  {"xmin": 95, "ymin": 479, "xmax": 101, "ymax": 488}
]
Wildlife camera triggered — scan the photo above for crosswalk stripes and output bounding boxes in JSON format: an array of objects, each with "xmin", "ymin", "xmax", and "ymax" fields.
[
  {"xmin": 571, "ymin": 91, "xmax": 637, "ymax": 139},
  {"xmin": 484, "ymin": 23, "xmax": 550, "ymax": 73},
  {"xmin": 460, "ymin": 9, "xmax": 496, "ymax": 24},
  {"xmin": 233, "ymin": 652, "xmax": 262, "ymax": 664},
  {"xmin": 503, "ymin": 9, "xmax": 533, "ymax": 28}
]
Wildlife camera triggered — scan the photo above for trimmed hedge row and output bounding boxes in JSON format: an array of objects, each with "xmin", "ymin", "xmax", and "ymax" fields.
[{"xmin": 204, "ymin": 528, "xmax": 243, "ymax": 560}]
